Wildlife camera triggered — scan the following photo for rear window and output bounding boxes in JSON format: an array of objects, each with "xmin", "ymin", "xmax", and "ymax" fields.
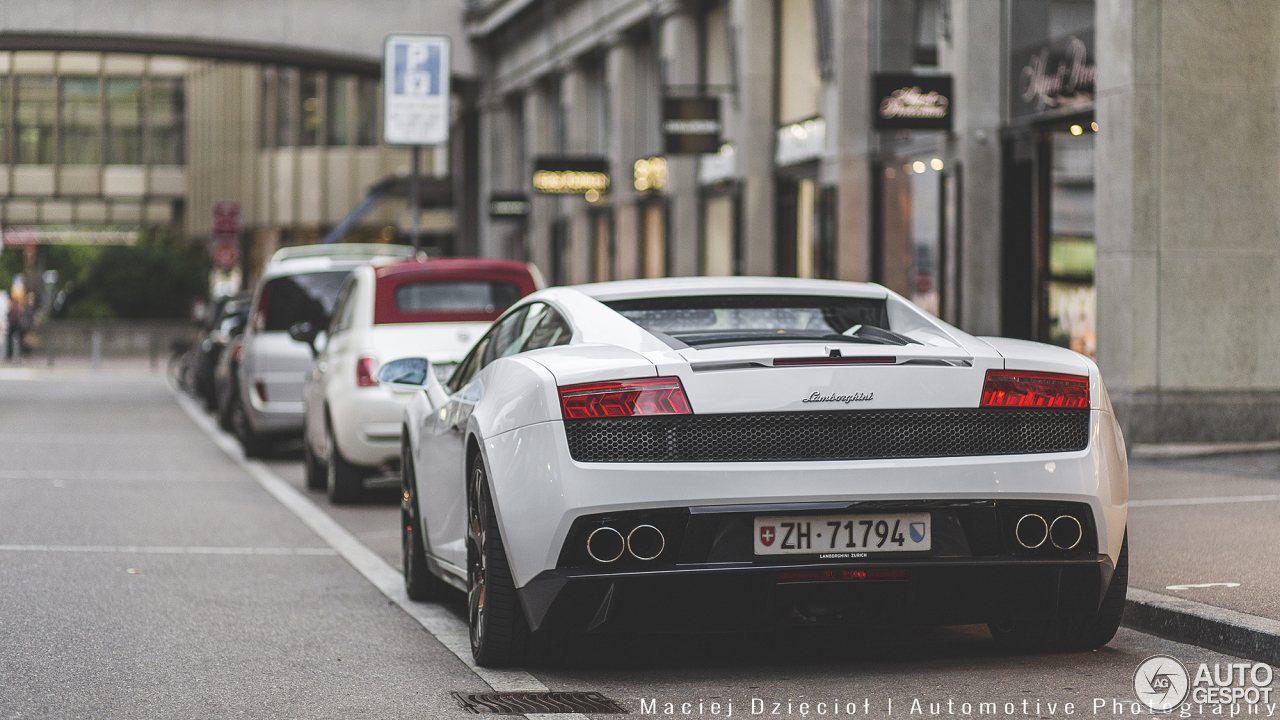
[
  {"xmin": 258, "ymin": 271, "xmax": 350, "ymax": 332},
  {"xmin": 395, "ymin": 281, "xmax": 522, "ymax": 314},
  {"xmin": 605, "ymin": 294, "xmax": 891, "ymax": 347}
]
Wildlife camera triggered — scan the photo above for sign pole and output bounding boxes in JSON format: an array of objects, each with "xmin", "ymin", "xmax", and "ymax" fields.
[{"xmin": 410, "ymin": 146, "xmax": 421, "ymax": 253}]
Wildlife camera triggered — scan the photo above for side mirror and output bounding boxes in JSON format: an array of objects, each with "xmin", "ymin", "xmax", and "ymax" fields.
[
  {"xmin": 378, "ymin": 357, "xmax": 430, "ymax": 387},
  {"xmin": 288, "ymin": 321, "xmax": 321, "ymax": 356}
]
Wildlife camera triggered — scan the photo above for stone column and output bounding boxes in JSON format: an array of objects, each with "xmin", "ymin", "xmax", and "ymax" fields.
[
  {"xmin": 608, "ymin": 40, "xmax": 640, "ymax": 280},
  {"xmin": 833, "ymin": 0, "xmax": 871, "ymax": 282},
  {"xmin": 1097, "ymin": 0, "xmax": 1280, "ymax": 443},
  {"xmin": 523, "ymin": 86, "xmax": 554, "ymax": 277},
  {"xmin": 731, "ymin": 0, "xmax": 776, "ymax": 276},
  {"xmin": 561, "ymin": 66, "xmax": 592, "ymax": 284},
  {"xmin": 662, "ymin": 8, "xmax": 701, "ymax": 277}
]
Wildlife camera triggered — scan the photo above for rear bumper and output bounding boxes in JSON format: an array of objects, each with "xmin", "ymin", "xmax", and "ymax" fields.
[{"xmin": 519, "ymin": 556, "xmax": 1114, "ymax": 633}]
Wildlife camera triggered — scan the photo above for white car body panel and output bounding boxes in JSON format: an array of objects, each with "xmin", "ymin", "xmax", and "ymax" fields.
[{"xmin": 401, "ymin": 277, "xmax": 1129, "ymax": 624}]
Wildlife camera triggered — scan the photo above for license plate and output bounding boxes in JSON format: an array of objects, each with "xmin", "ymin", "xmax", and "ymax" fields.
[{"xmin": 753, "ymin": 513, "xmax": 931, "ymax": 556}]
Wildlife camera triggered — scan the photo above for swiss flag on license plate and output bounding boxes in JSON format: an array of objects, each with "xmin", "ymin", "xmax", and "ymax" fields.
[{"xmin": 760, "ymin": 526, "xmax": 776, "ymax": 547}]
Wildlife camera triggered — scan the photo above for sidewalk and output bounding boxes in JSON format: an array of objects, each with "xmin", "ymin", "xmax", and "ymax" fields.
[
  {"xmin": 1122, "ymin": 450, "xmax": 1280, "ymax": 663},
  {"xmin": 0, "ymin": 355, "xmax": 166, "ymax": 381}
]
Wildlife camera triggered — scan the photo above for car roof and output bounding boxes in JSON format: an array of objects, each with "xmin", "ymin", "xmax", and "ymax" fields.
[
  {"xmin": 266, "ymin": 243, "xmax": 414, "ymax": 266},
  {"xmin": 570, "ymin": 276, "xmax": 890, "ymax": 302},
  {"xmin": 374, "ymin": 257, "xmax": 537, "ymax": 281}
]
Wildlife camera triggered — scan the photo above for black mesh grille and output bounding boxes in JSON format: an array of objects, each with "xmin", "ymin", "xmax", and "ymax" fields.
[{"xmin": 564, "ymin": 408, "xmax": 1090, "ymax": 463}]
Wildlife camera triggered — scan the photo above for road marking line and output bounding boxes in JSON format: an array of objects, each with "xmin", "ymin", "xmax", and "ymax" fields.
[
  {"xmin": 1130, "ymin": 494, "xmax": 1280, "ymax": 507},
  {"xmin": 172, "ymin": 390, "xmax": 575, "ymax": 715},
  {"xmin": 1166, "ymin": 582, "xmax": 1241, "ymax": 590},
  {"xmin": 0, "ymin": 544, "xmax": 337, "ymax": 556}
]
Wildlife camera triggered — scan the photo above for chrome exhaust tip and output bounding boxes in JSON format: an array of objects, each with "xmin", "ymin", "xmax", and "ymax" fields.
[
  {"xmin": 586, "ymin": 526, "xmax": 626, "ymax": 563},
  {"xmin": 1050, "ymin": 515, "xmax": 1083, "ymax": 550},
  {"xmin": 1014, "ymin": 514, "xmax": 1048, "ymax": 549},
  {"xmin": 627, "ymin": 524, "xmax": 665, "ymax": 561}
]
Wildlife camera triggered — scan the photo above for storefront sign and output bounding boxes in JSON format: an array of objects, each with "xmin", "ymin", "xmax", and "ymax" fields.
[
  {"xmin": 383, "ymin": 34, "xmax": 452, "ymax": 145},
  {"xmin": 663, "ymin": 97, "xmax": 721, "ymax": 154},
  {"xmin": 634, "ymin": 157, "xmax": 668, "ymax": 193},
  {"xmin": 488, "ymin": 191, "xmax": 530, "ymax": 219},
  {"xmin": 531, "ymin": 157, "xmax": 610, "ymax": 195},
  {"xmin": 699, "ymin": 144, "xmax": 736, "ymax": 185},
  {"xmin": 775, "ymin": 117, "xmax": 826, "ymax": 166},
  {"xmin": 0, "ymin": 226, "xmax": 138, "ymax": 246},
  {"xmin": 873, "ymin": 74, "xmax": 953, "ymax": 131},
  {"xmin": 1011, "ymin": 31, "xmax": 1095, "ymax": 119}
]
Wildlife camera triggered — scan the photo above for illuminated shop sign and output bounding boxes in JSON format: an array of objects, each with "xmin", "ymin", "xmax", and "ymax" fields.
[
  {"xmin": 634, "ymin": 157, "xmax": 668, "ymax": 193},
  {"xmin": 872, "ymin": 74, "xmax": 953, "ymax": 131},
  {"xmin": 775, "ymin": 117, "xmax": 826, "ymax": 166},
  {"xmin": 488, "ymin": 191, "xmax": 529, "ymax": 219},
  {"xmin": 531, "ymin": 157, "xmax": 610, "ymax": 196},
  {"xmin": 1010, "ymin": 31, "xmax": 1095, "ymax": 119},
  {"xmin": 663, "ymin": 97, "xmax": 721, "ymax": 154}
]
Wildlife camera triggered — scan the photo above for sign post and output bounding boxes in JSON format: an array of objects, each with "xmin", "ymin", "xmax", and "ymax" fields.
[
  {"xmin": 383, "ymin": 34, "xmax": 452, "ymax": 253},
  {"xmin": 211, "ymin": 201, "xmax": 241, "ymax": 270}
]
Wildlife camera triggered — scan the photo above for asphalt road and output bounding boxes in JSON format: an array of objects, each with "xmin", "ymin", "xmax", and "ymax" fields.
[{"xmin": 2, "ymin": 366, "xmax": 1275, "ymax": 719}]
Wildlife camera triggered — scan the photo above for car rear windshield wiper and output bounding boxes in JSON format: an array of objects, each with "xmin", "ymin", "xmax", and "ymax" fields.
[{"xmin": 841, "ymin": 324, "xmax": 920, "ymax": 346}]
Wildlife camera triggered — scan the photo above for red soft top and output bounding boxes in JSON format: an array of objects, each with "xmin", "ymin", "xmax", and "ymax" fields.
[{"xmin": 373, "ymin": 258, "xmax": 538, "ymax": 325}]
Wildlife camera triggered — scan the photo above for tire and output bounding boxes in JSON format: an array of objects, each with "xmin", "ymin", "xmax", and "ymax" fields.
[
  {"xmin": 216, "ymin": 387, "xmax": 236, "ymax": 432},
  {"xmin": 325, "ymin": 417, "xmax": 364, "ymax": 504},
  {"xmin": 231, "ymin": 395, "xmax": 270, "ymax": 459},
  {"xmin": 403, "ymin": 436, "xmax": 448, "ymax": 601},
  {"xmin": 989, "ymin": 531, "xmax": 1129, "ymax": 652},
  {"xmin": 303, "ymin": 419, "xmax": 327, "ymax": 490},
  {"xmin": 467, "ymin": 459, "xmax": 531, "ymax": 667}
]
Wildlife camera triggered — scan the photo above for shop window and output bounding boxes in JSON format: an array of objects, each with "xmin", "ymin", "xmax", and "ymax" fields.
[
  {"xmin": 702, "ymin": 194, "xmax": 736, "ymax": 276},
  {"xmin": 260, "ymin": 67, "xmax": 276, "ymax": 149},
  {"xmin": 880, "ymin": 157, "xmax": 948, "ymax": 316},
  {"xmin": 777, "ymin": 0, "xmax": 822, "ymax": 126},
  {"xmin": 149, "ymin": 78, "xmax": 185, "ymax": 164},
  {"xmin": 16, "ymin": 76, "xmax": 56, "ymax": 164},
  {"xmin": 550, "ymin": 217, "xmax": 570, "ymax": 286},
  {"xmin": 356, "ymin": 77, "xmax": 379, "ymax": 146},
  {"xmin": 300, "ymin": 71, "xmax": 320, "ymax": 146},
  {"xmin": 1047, "ymin": 131, "xmax": 1095, "ymax": 357},
  {"xmin": 327, "ymin": 75, "xmax": 351, "ymax": 146},
  {"xmin": 61, "ymin": 76, "xmax": 102, "ymax": 165},
  {"xmin": 106, "ymin": 78, "xmax": 144, "ymax": 164},
  {"xmin": 591, "ymin": 209, "xmax": 614, "ymax": 282}
]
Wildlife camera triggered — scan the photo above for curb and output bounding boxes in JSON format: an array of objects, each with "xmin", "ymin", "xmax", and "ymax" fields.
[
  {"xmin": 1130, "ymin": 441, "xmax": 1280, "ymax": 460},
  {"xmin": 1123, "ymin": 589, "xmax": 1280, "ymax": 665}
]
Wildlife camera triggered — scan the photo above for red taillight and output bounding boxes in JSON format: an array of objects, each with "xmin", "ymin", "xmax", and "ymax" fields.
[
  {"xmin": 559, "ymin": 377, "xmax": 692, "ymax": 419},
  {"xmin": 356, "ymin": 356, "xmax": 377, "ymax": 387},
  {"xmin": 230, "ymin": 344, "xmax": 243, "ymax": 362},
  {"xmin": 777, "ymin": 569, "xmax": 907, "ymax": 582},
  {"xmin": 981, "ymin": 370, "xmax": 1089, "ymax": 408}
]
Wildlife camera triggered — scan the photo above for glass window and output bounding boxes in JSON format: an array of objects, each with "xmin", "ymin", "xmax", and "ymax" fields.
[
  {"xmin": 258, "ymin": 271, "xmax": 351, "ymax": 332},
  {"xmin": 447, "ymin": 336, "xmax": 490, "ymax": 394},
  {"xmin": 149, "ymin": 78, "xmax": 185, "ymax": 164},
  {"xmin": 260, "ymin": 67, "xmax": 276, "ymax": 149},
  {"xmin": 277, "ymin": 68, "xmax": 297, "ymax": 148},
  {"xmin": 702, "ymin": 195, "xmax": 735, "ymax": 276},
  {"xmin": 106, "ymin": 78, "xmax": 144, "ymax": 164},
  {"xmin": 0, "ymin": 77, "xmax": 9, "ymax": 164},
  {"xmin": 520, "ymin": 305, "xmax": 572, "ymax": 351},
  {"xmin": 777, "ymin": 0, "xmax": 822, "ymax": 125},
  {"xmin": 606, "ymin": 295, "xmax": 889, "ymax": 347},
  {"xmin": 356, "ymin": 77, "xmax": 379, "ymax": 146},
  {"xmin": 1047, "ymin": 130, "xmax": 1096, "ymax": 358},
  {"xmin": 394, "ymin": 281, "xmax": 522, "ymax": 313},
  {"xmin": 16, "ymin": 76, "xmax": 56, "ymax": 164},
  {"xmin": 61, "ymin": 76, "xmax": 102, "ymax": 165},
  {"xmin": 300, "ymin": 71, "xmax": 320, "ymax": 146},
  {"xmin": 328, "ymin": 279, "xmax": 357, "ymax": 336},
  {"xmin": 327, "ymin": 75, "xmax": 351, "ymax": 146},
  {"xmin": 480, "ymin": 305, "xmax": 532, "ymax": 366}
]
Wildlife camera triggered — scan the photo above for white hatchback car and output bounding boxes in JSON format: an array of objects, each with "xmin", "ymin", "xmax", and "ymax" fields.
[
  {"xmin": 231, "ymin": 244, "xmax": 414, "ymax": 457},
  {"xmin": 301, "ymin": 258, "xmax": 542, "ymax": 503}
]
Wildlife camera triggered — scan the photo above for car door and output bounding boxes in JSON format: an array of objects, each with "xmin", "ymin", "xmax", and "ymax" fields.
[
  {"xmin": 418, "ymin": 304, "xmax": 531, "ymax": 571},
  {"xmin": 308, "ymin": 278, "xmax": 356, "ymax": 451}
]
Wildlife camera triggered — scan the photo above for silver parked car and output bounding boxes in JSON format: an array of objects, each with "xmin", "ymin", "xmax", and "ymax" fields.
[{"xmin": 230, "ymin": 243, "xmax": 414, "ymax": 457}]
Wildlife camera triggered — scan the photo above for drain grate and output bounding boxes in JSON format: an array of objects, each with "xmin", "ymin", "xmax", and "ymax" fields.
[{"xmin": 453, "ymin": 691, "xmax": 628, "ymax": 714}]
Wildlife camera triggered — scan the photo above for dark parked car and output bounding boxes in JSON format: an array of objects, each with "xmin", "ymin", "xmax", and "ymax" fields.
[{"xmin": 180, "ymin": 293, "xmax": 252, "ymax": 409}]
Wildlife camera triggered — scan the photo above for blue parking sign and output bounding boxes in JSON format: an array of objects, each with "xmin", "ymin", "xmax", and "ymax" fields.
[{"xmin": 383, "ymin": 34, "xmax": 451, "ymax": 145}]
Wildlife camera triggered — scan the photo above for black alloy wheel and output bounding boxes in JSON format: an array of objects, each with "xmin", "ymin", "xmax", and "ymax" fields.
[
  {"xmin": 325, "ymin": 417, "xmax": 363, "ymax": 504},
  {"xmin": 466, "ymin": 461, "xmax": 530, "ymax": 667},
  {"xmin": 402, "ymin": 437, "xmax": 447, "ymax": 601}
]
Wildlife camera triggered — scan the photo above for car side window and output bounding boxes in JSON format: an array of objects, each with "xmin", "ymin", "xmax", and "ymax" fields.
[
  {"xmin": 447, "ymin": 335, "xmax": 491, "ymax": 394},
  {"xmin": 480, "ymin": 305, "xmax": 531, "ymax": 367},
  {"xmin": 520, "ymin": 305, "xmax": 572, "ymax": 351},
  {"xmin": 329, "ymin": 279, "xmax": 356, "ymax": 336}
]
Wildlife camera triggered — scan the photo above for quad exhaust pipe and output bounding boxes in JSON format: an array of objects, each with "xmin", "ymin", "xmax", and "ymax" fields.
[
  {"xmin": 586, "ymin": 524, "xmax": 665, "ymax": 562},
  {"xmin": 1015, "ymin": 513, "xmax": 1083, "ymax": 550}
]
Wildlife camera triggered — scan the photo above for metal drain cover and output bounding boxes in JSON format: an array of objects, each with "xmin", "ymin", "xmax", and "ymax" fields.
[{"xmin": 453, "ymin": 691, "xmax": 627, "ymax": 714}]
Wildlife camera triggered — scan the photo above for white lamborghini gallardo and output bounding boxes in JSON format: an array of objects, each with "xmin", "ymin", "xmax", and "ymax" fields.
[{"xmin": 386, "ymin": 277, "xmax": 1128, "ymax": 667}]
